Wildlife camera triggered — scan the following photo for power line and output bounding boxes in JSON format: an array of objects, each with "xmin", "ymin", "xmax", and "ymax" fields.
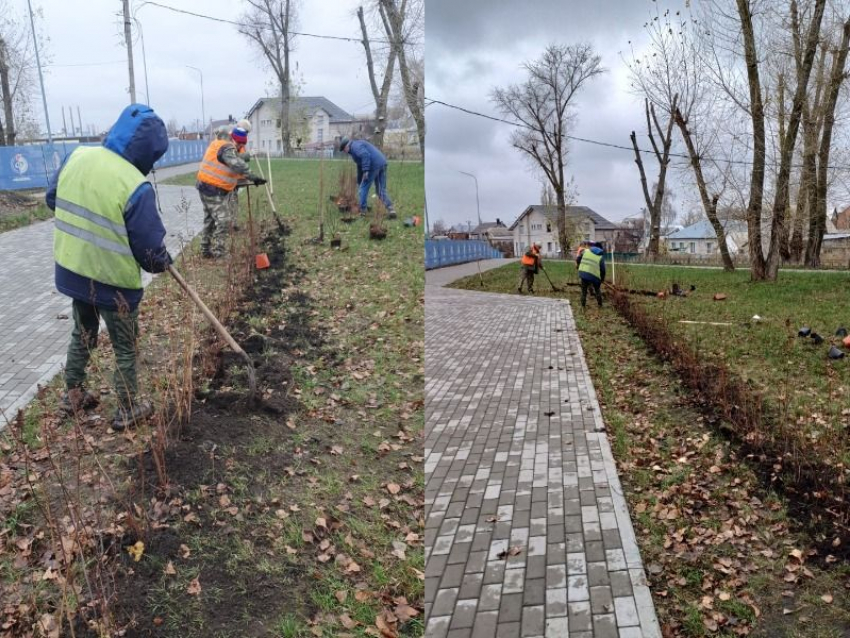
[
  {"xmin": 425, "ymin": 96, "xmax": 850, "ymax": 173},
  {"xmin": 142, "ymin": 1, "xmax": 403, "ymax": 45}
]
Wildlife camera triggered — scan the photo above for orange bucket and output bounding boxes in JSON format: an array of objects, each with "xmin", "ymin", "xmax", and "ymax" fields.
[
  {"xmin": 413, "ymin": 215, "xmax": 421, "ymax": 226},
  {"xmin": 843, "ymin": 335, "xmax": 850, "ymax": 349},
  {"xmin": 255, "ymin": 253, "xmax": 270, "ymax": 269}
]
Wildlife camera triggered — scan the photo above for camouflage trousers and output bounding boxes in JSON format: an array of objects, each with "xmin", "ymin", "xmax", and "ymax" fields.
[{"xmin": 199, "ymin": 191, "xmax": 237, "ymax": 257}]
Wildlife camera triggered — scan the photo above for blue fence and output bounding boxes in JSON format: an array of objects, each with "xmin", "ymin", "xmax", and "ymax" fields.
[
  {"xmin": 425, "ymin": 239, "xmax": 504, "ymax": 270},
  {"xmin": 0, "ymin": 139, "xmax": 206, "ymax": 191}
]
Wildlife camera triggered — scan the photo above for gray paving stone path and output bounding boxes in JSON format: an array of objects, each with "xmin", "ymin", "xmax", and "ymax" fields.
[
  {"xmin": 0, "ymin": 164, "xmax": 202, "ymax": 425},
  {"xmin": 425, "ymin": 261, "xmax": 660, "ymax": 637}
]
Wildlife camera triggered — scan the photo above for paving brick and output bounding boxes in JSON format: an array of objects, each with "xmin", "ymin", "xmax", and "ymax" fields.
[
  {"xmin": 425, "ymin": 270, "xmax": 660, "ymax": 637},
  {"xmin": 521, "ymin": 605, "xmax": 545, "ymax": 637}
]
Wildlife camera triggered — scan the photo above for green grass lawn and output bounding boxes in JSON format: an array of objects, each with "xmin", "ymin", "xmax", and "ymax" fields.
[
  {"xmin": 453, "ymin": 260, "xmax": 850, "ymax": 449},
  {"xmin": 0, "ymin": 201, "xmax": 52, "ymax": 233}
]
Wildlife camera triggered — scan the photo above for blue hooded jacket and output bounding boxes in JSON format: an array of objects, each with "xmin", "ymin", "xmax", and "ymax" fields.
[
  {"xmin": 577, "ymin": 245, "xmax": 606, "ymax": 284},
  {"xmin": 347, "ymin": 139, "xmax": 387, "ymax": 182},
  {"xmin": 47, "ymin": 104, "xmax": 171, "ymax": 311}
]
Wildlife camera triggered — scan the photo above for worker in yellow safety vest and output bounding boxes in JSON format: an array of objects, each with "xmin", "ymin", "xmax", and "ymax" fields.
[
  {"xmin": 517, "ymin": 242, "xmax": 542, "ymax": 294},
  {"xmin": 577, "ymin": 242, "xmax": 606, "ymax": 308}
]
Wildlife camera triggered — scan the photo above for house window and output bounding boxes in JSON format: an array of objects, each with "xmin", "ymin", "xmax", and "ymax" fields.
[
  {"xmin": 519, "ymin": 224, "xmax": 524, "ymax": 232},
  {"xmin": 706, "ymin": 242, "xmax": 713, "ymax": 253},
  {"xmin": 317, "ymin": 114, "xmax": 325, "ymax": 126},
  {"xmin": 546, "ymin": 223, "xmax": 551, "ymax": 232},
  {"xmin": 317, "ymin": 128, "xmax": 324, "ymax": 142},
  {"xmin": 276, "ymin": 119, "xmax": 281, "ymax": 129},
  {"xmin": 547, "ymin": 242, "xmax": 552, "ymax": 252},
  {"xmin": 277, "ymin": 139, "xmax": 282, "ymax": 150},
  {"xmin": 690, "ymin": 242, "xmax": 696, "ymax": 253}
]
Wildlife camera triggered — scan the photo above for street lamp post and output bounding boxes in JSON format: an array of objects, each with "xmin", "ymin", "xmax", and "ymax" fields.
[
  {"xmin": 185, "ymin": 65, "xmax": 205, "ymax": 139},
  {"xmin": 458, "ymin": 170, "xmax": 484, "ymax": 286},
  {"xmin": 134, "ymin": 18, "xmax": 150, "ymax": 104},
  {"xmin": 26, "ymin": 0, "xmax": 52, "ymax": 143}
]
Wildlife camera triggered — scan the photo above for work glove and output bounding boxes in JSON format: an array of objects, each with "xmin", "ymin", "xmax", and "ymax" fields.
[{"xmin": 252, "ymin": 177, "xmax": 268, "ymax": 186}]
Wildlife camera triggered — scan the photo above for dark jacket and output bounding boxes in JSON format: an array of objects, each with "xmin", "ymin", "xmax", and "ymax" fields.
[
  {"xmin": 576, "ymin": 245, "xmax": 606, "ymax": 284},
  {"xmin": 47, "ymin": 103, "xmax": 171, "ymax": 311},
  {"xmin": 347, "ymin": 140, "xmax": 387, "ymax": 182}
]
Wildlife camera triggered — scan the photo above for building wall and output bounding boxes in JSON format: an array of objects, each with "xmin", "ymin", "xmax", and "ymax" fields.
[
  {"xmin": 512, "ymin": 210, "xmax": 606, "ymax": 258},
  {"xmin": 246, "ymin": 102, "xmax": 354, "ymax": 152}
]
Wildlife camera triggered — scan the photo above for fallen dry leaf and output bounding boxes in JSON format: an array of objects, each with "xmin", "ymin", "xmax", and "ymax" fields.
[{"xmin": 186, "ymin": 578, "xmax": 202, "ymax": 596}]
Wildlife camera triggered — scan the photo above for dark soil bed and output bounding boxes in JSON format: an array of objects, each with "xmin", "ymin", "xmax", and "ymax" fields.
[{"xmin": 108, "ymin": 227, "xmax": 333, "ymax": 637}]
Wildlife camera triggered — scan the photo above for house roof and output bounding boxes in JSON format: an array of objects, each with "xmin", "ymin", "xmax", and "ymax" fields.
[
  {"xmin": 666, "ymin": 220, "xmax": 747, "ymax": 240},
  {"xmin": 245, "ymin": 96, "xmax": 354, "ymax": 123},
  {"xmin": 509, "ymin": 205, "xmax": 619, "ymax": 231},
  {"xmin": 471, "ymin": 221, "xmax": 507, "ymax": 234},
  {"xmin": 485, "ymin": 227, "xmax": 513, "ymax": 238}
]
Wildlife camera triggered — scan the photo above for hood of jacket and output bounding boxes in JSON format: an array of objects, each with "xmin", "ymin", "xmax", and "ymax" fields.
[
  {"xmin": 102, "ymin": 103, "xmax": 168, "ymax": 176},
  {"xmin": 589, "ymin": 246, "xmax": 604, "ymax": 256}
]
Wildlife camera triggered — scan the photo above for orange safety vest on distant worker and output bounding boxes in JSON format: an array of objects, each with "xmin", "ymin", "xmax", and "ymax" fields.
[
  {"xmin": 197, "ymin": 139, "xmax": 241, "ymax": 192},
  {"xmin": 521, "ymin": 247, "xmax": 540, "ymax": 268}
]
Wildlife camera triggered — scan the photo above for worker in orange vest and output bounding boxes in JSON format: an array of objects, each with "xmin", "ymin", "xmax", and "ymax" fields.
[
  {"xmin": 517, "ymin": 242, "xmax": 542, "ymax": 293},
  {"xmin": 196, "ymin": 126, "xmax": 266, "ymax": 258}
]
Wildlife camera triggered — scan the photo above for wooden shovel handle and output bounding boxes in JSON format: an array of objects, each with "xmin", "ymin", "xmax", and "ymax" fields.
[{"xmin": 167, "ymin": 265, "xmax": 257, "ymax": 398}]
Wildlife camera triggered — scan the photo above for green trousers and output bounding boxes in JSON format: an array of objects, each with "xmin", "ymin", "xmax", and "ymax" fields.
[{"xmin": 65, "ymin": 299, "xmax": 140, "ymax": 408}]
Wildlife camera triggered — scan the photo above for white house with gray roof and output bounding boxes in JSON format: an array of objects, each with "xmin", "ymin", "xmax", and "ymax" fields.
[
  {"xmin": 664, "ymin": 220, "xmax": 748, "ymax": 255},
  {"xmin": 243, "ymin": 96, "xmax": 366, "ymax": 154},
  {"xmin": 509, "ymin": 205, "xmax": 621, "ymax": 258}
]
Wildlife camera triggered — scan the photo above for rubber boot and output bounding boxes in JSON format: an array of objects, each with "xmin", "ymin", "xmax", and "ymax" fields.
[{"xmin": 112, "ymin": 400, "xmax": 153, "ymax": 431}]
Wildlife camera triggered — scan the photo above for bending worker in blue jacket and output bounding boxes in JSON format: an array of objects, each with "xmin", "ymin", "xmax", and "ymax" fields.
[
  {"xmin": 576, "ymin": 241, "xmax": 606, "ymax": 309},
  {"xmin": 339, "ymin": 136, "xmax": 396, "ymax": 217},
  {"xmin": 47, "ymin": 104, "xmax": 172, "ymax": 430}
]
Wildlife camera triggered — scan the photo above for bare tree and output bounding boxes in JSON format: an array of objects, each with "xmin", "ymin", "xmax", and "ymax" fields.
[
  {"xmin": 763, "ymin": 0, "xmax": 827, "ymax": 277},
  {"xmin": 626, "ymin": 5, "xmax": 734, "ymax": 269},
  {"xmin": 239, "ymin": 0, "xmax": 298, "ymax": 156},
  {"xmin": 0, "ymin": 1, "xmax": 41, "ymax": 146},
  {"xmin": 358, "ymin": 4, "xmax": 397, "ymax": 150},
  {"xmin": 630, "ymin": 97, "xmax": 676, "ymax": 259},
  {"xmin": 492, "ymin": 43, "xmax": 604, "ymax": 258},
  {"xmin": 806, "ymin": 11, "xmax": 850, "ymax": 266},
  {"xmin": 735, "ymin": 0, "xmax": 771, "ymax": 279},
  {"xmin": 378, "ymin": 0, "xmax": 424, "ymax": 157}
]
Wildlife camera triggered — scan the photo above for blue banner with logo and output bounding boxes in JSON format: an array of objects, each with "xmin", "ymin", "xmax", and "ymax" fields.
[{"xmin": 0, "ymin": 139, "xmax": 205, "ymax": 191}]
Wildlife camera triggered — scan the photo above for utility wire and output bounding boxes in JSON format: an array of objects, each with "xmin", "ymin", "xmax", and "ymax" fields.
[
  {"xmin": 142, "ymin": 1, "xmax": 407, "ymax": 46},
  {"xmin": 425, "ymin": 96, "xmax": 850, "ymax": 173}
]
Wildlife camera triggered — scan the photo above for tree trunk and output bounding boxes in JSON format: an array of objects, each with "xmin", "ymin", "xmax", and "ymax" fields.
[
  {"xmin": 380, "ymin": 0, "xmax": 423, "ymax": 159},
  {"xmin": 674, "ymin": 108, "xmax": 735, "ymax": 271},
  {"xmin": 629, "ymin": 98, "xmax": 675, "ymax": 261},
  {"xmin": 280, "ymin": 0, "xmax": 292, "ymax": 156},
  {"xmin": 0, "ymin": 38, "xmax": 15, "ymax": 146},
  {"xmin": 629, "ymin": 130, "xmax": 657, "ymax": 257},
  {"xmin": 358, "ymin": 5, "xmax": 397, "ymax": 150},
  {"xmin": 764, "ymin": 0, "xmax": 826, "ymax": 280},
  {"xmin": 792, "ymin": 46, "xmax": 827, "ymax": 263},
  {"xmin": 807, "ymin": 16, "xmax": 850, "ymax": 268},
  {"xmin": 736, "ymin": 0, "xmax": 768, "ymax": 280}
]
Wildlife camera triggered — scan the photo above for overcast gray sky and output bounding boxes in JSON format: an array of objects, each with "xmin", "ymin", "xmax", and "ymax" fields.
[
  {"xmin": 426, "ymin": 0, "xmax": 685, "ymax": 230},
  {"xmin": 20, "ymin": 0, "xmax": 378, "ymax": 135}
]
